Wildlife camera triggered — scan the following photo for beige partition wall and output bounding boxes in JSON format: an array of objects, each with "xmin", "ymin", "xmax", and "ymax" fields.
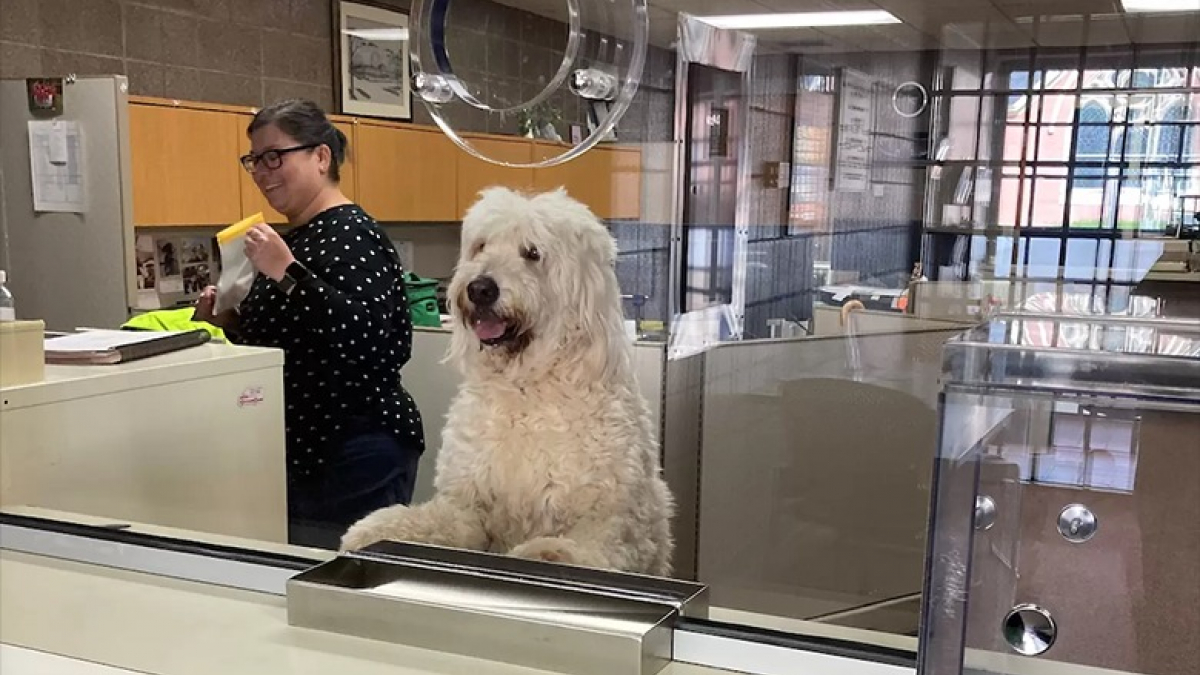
[
  {"xmin": 660, "ymin": 351, "xmax": 705, "ymax": 581},
  {"xmin": 693, "ymin": 325, "xmax": 970, "ymax": 630}
]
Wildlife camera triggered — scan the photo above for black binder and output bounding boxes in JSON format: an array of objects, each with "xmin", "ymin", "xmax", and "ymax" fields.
[{"xmin": 44, "ymin": 329, "xmax": 212, "ymax": 365}]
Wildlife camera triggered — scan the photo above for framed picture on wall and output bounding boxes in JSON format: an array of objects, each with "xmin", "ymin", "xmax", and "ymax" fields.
[{"xmin": 333, "ymin": 1, "xmax": 412, "ymax": 120}]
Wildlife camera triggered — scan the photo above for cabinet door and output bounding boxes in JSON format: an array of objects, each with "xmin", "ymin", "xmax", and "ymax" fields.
[
  {"xmin": 532, "ymin": 145, "xmax": 642, "ymax": 220},
  {"xmin": 606, "ymin": 147, "xmax": 643, "ymax": 220},
  {"xmin": 237, "ymin": 119, "xmax": 359, "ymax": 224},
  {"xmin": 455, "ymin": 138, "xmax": 534, "ymax": 215},
  {"xmin": 130, "ymin": 105, "xmax": 243, "ymax": 226},
  {"xmin": 357, "ymin": 124, "xmax": 458, "ymax": 222}
]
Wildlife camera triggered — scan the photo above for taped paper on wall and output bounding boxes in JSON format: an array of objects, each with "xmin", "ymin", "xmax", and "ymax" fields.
[{"xmin": 28, "ymin": 120, "xmax": 86, "ymax": 213}]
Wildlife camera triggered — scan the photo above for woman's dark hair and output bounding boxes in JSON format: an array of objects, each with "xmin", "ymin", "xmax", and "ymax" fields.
[{"xmin": 247, "ymin": 99, "xmax": 348, "ymax": 183}]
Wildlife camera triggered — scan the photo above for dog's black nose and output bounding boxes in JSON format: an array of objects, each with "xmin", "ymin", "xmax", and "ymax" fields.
[{"xmin": 467, "ymin": 276, "xmax": 499, "ymax": 306}]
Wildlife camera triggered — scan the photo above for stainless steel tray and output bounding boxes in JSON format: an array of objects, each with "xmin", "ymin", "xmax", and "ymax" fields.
[{"xmin": 286, "ymin": 541, "xmax": 709, "ymax": 675}]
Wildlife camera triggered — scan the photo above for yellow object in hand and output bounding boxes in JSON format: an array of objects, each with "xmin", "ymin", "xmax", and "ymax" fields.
[{"xmin": 217, "ymin": 212, "xmax": 264, "ymax": 245}]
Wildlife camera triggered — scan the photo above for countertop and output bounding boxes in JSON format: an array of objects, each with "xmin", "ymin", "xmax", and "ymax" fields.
[
  {"xmin": 0, "ymin": 341, "xmax": 282, "ymax": 409},
  {"xmin": 0, "ymin": 549, "xmax": 736, "ymax": 675}
]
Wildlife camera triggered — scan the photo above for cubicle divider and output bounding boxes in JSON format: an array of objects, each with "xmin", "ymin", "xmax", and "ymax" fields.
[{"xmin": 689, "ymin": 324, "xmax": 969, "ymax": 634}]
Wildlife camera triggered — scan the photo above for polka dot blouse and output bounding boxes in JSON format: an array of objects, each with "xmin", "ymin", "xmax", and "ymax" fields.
[{"xmin": 236, "ymin": 204, "xmax": 424, "ymax": 477}]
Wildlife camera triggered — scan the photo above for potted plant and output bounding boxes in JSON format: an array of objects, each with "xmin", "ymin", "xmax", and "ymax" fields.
[{"xmin": 516, "ymin": 102, "xmax": 563, "ymax": 141}]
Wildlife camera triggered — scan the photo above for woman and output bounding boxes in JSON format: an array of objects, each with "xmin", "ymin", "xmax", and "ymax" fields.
[{"xmin": 195, "ymin": 99, "xmax": 424, "ymax": 549}]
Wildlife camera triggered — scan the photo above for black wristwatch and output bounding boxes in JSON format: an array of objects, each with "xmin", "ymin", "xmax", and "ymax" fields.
[{"xmin": 275, "ymin": 261, "xmax": 311, "ymax": 295}]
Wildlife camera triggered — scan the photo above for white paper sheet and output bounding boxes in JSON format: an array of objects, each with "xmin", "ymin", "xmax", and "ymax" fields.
[
  {"xmin": 44, "ymin": 329, "xmax": 190, "ymax": 354},
  {"xmin": 28, "ymin": 119, "xmax": 86, "ymax": 213}
]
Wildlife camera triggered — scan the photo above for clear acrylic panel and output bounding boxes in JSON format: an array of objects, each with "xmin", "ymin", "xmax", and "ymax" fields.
[
  {"xmin": 410, "ymin": 0, "xmax": 649, "ymax": 167},
  {"xmin": 919, "ymin": 314, "xmax": 1200, "ymax": 675}
]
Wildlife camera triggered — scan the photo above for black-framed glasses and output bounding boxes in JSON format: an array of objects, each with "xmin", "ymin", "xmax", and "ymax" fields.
[{"xmin": 239, "ymin": 144, "xmax": 318, "ymax": 173}]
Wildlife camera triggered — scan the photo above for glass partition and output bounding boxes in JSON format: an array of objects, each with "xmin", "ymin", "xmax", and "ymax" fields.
[{"xmin": 2, "ymin": 0, "xmax": 1199, "ymax": 670}]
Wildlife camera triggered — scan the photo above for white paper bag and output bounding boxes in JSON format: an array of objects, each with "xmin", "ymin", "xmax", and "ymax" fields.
[{"xmin": 214, "ymin": 213, "xmax": 264, "ymax": 315}]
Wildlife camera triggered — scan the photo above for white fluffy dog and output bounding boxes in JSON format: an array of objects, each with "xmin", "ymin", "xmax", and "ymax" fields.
[{"xmin": 341, "ymin": 186, "xmax": 675, "ymax": 576}]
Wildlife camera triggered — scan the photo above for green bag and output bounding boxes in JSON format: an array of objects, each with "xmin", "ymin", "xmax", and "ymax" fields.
[{"xmin": 405, "ymin": 272, "xmax": 441, "ymax": 327}]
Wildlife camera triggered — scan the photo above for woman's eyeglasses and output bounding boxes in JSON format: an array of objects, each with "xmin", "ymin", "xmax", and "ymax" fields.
[{"xmin": 239, "ymin": 144, "xmax": 318, "ymax": 173}]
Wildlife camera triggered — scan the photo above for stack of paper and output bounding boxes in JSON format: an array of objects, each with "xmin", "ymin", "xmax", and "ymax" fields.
[{"xmin": 44, "ymin": 329, "xmax": 211, "ymax": 365}]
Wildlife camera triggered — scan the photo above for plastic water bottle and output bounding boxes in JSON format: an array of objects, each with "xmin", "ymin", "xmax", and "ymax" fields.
[{"xmin": 0, "ymin": 270, "xmax": 15, "ymax": 321}]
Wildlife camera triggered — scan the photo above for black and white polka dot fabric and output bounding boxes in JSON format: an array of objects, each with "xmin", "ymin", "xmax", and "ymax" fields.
[{"xmin": 237, "ymin": 204, "xmax": 424, "ymax": 477}]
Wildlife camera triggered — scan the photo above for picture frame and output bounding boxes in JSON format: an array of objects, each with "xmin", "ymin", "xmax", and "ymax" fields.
[{"xmin": 333, "ymin": 0, "xmax": 412, "ymax": 121}]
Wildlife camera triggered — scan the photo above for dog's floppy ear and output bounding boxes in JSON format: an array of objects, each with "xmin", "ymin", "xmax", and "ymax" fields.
[{"xmin": 563, "ymin": 208, "xmax": 628, "ymax": 384}]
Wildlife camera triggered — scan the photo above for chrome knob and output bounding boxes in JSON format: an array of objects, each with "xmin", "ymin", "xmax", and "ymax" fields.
[
  {"xmin": 1003, "ymin": 604, "xmax": 1057, "ymax": 656},
  {"xmin": 414, "ymin": 73, "xmax": 454, "ymax": 104},
  {"xmin": 569, "ymin": 68, "xmax": 618, "ymax": 101},
  {"xmin": 1057, "ymin": 504, "xmax": 1098, "ymax": 543},
  {"xmin": 974, "ymin": 495, "xmax": 997, "ymax": 531}
]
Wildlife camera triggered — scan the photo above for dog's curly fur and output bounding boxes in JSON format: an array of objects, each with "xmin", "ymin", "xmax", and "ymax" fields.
[{"xmin": 341, "ymin": 187, "xmax": 675, "ymax": 576}]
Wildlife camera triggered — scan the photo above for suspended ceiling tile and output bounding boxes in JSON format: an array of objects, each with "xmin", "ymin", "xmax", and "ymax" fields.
[
  {"xmin": 1124, "ymin": 12, "xmax": 1200, "ymax": 45},
  {"xmin": 809, "ymin": 22, "xmax": 930, "ymax": 51},
  {"xmin": 647, "ymin": 0, "xmax": 776, "ymax": 16},
  {"xmin": 991, "ymin": 0, "xmax": 1122, "ymax": 14},
  {"xmin": 938, "ymin": 13, "xmax": 1038, "ymax": 50},
  {"xmin": 751, "ymin": 0, "xmax": 873, "ymax": 11},
  {"xmin": 1028, "ymin": 19, "xmax": 1096, "ymax": 47},
  {"xmin": 886, "ymin": 2, "xmax": 1023, "ymax": 37},
  {"xmin": 753, "ymin": 25, "xmax": 850, "ymax": 51},
  {"xmin": 867, "ymin": 21, "xmax": 936, "ymax": 49},
  {"xmin": 1074, "ymin": 14, "xmax": 1134, "ymax": 46},
  {"xmin": 647, "ymin": 6, "xmax": 679, "ymax": 48}
]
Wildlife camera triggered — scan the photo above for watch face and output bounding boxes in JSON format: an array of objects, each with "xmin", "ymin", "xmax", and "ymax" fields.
[{"xmin": 287, "ymin": 261, "xmax": 310, "ymax": 281}]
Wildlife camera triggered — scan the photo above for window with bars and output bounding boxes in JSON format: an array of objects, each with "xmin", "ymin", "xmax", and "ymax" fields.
[
  {"xmin": 998, "ymin": 63, "xmax": 1200, "ymax": 234},
  {"xmin": 924, "ymin": 48, "xmax": 1200, "ymax": 283}
]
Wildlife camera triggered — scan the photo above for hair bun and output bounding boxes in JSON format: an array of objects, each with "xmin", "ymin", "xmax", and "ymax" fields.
[{"xmin": 332, "ymin": 127, "xmax": 349, "ymax": 162}]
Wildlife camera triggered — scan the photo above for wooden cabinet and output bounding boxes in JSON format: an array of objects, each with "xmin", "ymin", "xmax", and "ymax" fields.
[
  {"xmin": 128, "ymin": 98, "xmax": 642, "ymax": 226},
  {"xmin": 129, "ymin": 104, "xmax": 243, "ymax": 226},
  {"xmin": 455, "ymin": 137, "xmax": 535, "ymax": 214},
  {"xmin": 605, "ymin": 147, "xmax": 643, "ymax": 221},
  {"xmin": 532, "ymin": 144, "xmax": 643, "ymax": 220},
  {"xmin": 236, "ymin": 117, "xmax": 359, "ymax": 223},
  {"xmin": 356, "ymin": 123, "xmax": 458, "ymax": 222}
]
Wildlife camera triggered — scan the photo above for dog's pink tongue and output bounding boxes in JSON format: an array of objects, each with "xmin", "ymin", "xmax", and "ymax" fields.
[{"xmin": 472, "ymin": 318, "xmax": 507, "ymax": 341}]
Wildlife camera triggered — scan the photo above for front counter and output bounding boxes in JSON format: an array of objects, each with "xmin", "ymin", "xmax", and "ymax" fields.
[
  {"xmin": 0, "ymin": 546, "xmax": 748, "ymax": 675},
  {"xmin": 0, "ymin": 342, "xmax": 288, "ymax": 543}
]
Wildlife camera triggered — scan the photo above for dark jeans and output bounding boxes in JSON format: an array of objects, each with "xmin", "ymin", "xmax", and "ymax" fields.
[{"xmin": 287, "ymin": 427, "xmax": 421, "ymax": 550}]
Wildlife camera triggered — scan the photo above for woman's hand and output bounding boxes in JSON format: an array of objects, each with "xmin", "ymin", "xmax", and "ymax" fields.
[
  {"xmin": 193, "ymin": 285, "xmax": 218, "ymax": 322},
  {"xmin": 245, "ymin": 224, "xmax": 295, "ymax": 282},
  {"xmin": 193, "ymin": 285, "xmax": 239, "ymax": 332}
]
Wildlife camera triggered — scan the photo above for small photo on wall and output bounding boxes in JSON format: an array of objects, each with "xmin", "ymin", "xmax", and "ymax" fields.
[
  {"xmin": 181, "ymin": 237, "xmax": 213, "ymax": 265},
  {"xmin": 136, "ymin": 235, "xmax": 156, "ymax": 290},
  {"xmin": 182, "ymin": 264, "xmax": 211, "ymax": 295},
  {"xmin": 157, "ymin": 239, "xmax": 180, "ymax": 278}
]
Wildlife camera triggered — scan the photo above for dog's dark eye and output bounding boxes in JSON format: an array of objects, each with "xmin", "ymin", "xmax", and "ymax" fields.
[{"xmin": 521, "ymin": 245, "xmax": 541, "ymax": 262}]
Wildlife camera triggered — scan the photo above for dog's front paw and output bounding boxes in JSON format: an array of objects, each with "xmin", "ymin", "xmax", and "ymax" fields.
[
  {"xmin": 509, "ymin": 537, "xmax": 583, "ymax": 565},
  {"xmin": 339, "ymin": 504, "xmax": 416, "ymax": 552}
]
